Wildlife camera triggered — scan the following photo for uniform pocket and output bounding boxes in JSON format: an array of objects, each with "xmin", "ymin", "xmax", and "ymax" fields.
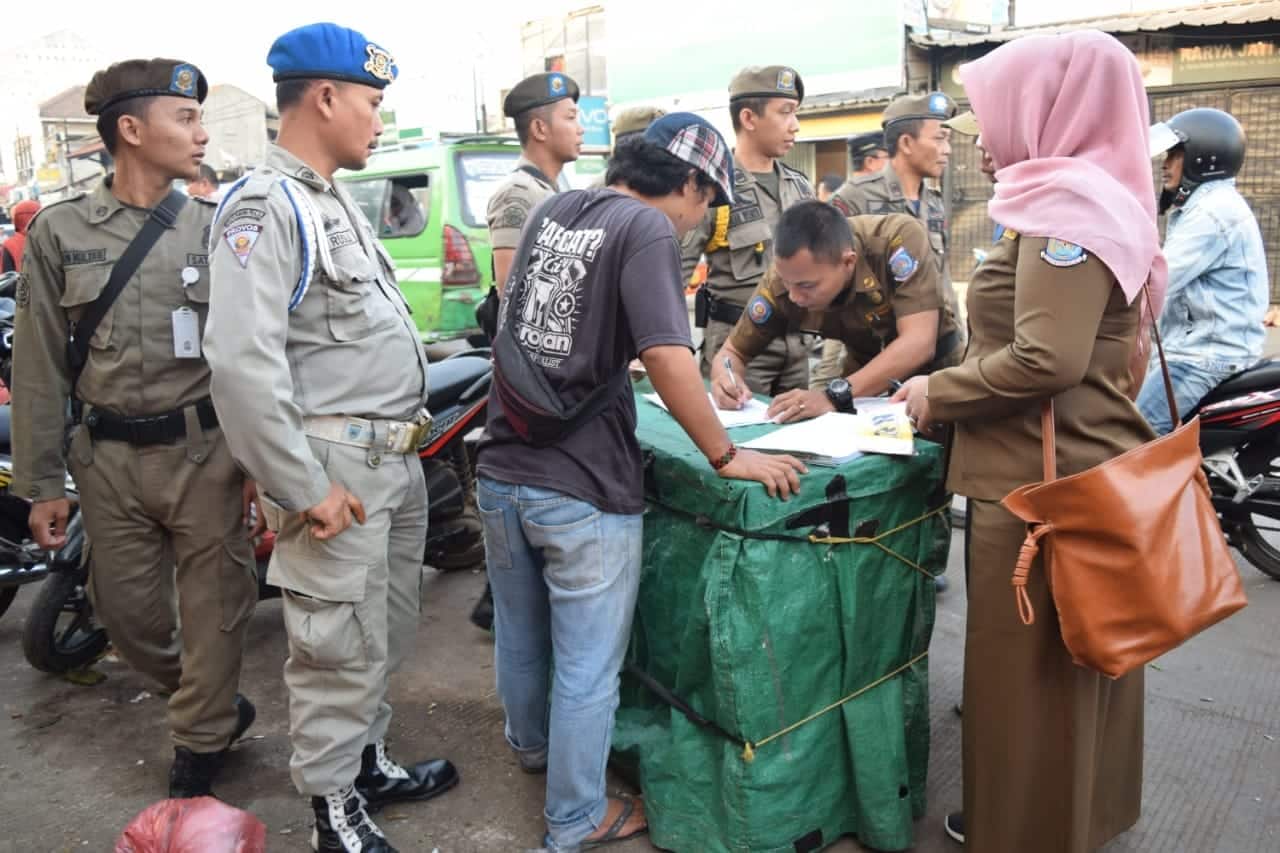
[
  {"xmin": 727, "ymin": 220, "xmax": 772, "ymax": 283},
  {"xmin": 268, "ymin": 549, "xmax": 368, "ymax": 603},
  {"xmin": 282, "ymin": 590, "xmax": 372, "ymax": 670},
  {"xmin": 219, "ymin": 537, "xmax": 258, "ymax": 632},
  {"xmin": 526, "ymin": 501, "xmax": 605, "ymax": 591},
  {"xmin": 60, "ymin": 262, "xmax": 116, "ymax": 348},
  {"xmin": 326, "ymin": 258, "xmax": 393, "ymax": 342}
]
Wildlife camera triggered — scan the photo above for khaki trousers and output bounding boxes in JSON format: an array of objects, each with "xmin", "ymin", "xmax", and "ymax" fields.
[
  {"xmin": 260, "ymin": 439, "xmax": 428, "ymax": 796},
  {"xmin": 70, "ymin": 424, "xmax": 256, "ymax": 753},
  {"xmin": 963, "ymin": 499, "xmax": 1144, "ymax": 852},
  {"xmin": 700, "ymin": 318, "xmax": 809, "ymax": 396}
]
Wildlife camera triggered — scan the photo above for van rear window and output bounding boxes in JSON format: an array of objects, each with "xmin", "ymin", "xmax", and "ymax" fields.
[{"xmin": 455, "ymin": 151, "xmax": 520, "ymax": 228}]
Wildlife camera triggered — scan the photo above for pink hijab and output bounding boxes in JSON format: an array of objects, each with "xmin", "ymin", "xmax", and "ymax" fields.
[{"xmin": 961, "ymin": 31, "xmax": 1167, "ymax": 342}]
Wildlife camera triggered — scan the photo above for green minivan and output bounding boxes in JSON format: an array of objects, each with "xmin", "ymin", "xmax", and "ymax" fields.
[{"xmin": 338, "ymin": 135, "xmax": 522, "ymax": 343}]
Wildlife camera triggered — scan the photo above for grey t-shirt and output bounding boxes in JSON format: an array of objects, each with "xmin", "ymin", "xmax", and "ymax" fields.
[{"xmin": 478, "ymin": 188, "xmax": 693, "ymax": 514}]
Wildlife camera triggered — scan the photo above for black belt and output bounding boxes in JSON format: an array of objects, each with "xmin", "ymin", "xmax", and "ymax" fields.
[
  {"xmin": 706, "ymin": 294, "xmax": 744, "ymax": 326},
  {"xmin": 85, "ymin": 398, "xmax": 219, "ymax": 446}
]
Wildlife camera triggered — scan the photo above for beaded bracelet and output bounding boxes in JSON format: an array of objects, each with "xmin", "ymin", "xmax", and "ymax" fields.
[{"xmin": 710, "ymin": 444, "xmax": 738, "ymax": 471}]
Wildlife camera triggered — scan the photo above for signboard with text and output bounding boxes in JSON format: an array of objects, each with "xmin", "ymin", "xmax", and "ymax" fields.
[{"xmin": 578, "ymin": 96, "xmax": 611, "ymax": 150}]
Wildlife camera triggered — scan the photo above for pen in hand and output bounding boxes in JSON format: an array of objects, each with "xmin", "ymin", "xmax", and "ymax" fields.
[{"xmin": 723, "ymin": 357, "xmax": 745, "ymax": 410}]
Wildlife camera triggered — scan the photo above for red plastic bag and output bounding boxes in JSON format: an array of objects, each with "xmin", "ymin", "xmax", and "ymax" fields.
[{"xmin": 115, "ymin": 797, "xmax": 267, "ymax": 853}]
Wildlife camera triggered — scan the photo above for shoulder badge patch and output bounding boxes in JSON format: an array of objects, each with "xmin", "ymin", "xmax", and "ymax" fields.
[
  {"xmin": 223, "ymin": 223, "xmax": 263, "ymax": 268},
  {"xmin": 1040, "ymin": 238, "xmax": 1087, "ymax": 267},
  {"xmin": 747, "ymin": 295, "xmax": 773, "ymax": 325},
  {"xmin": 888, "ymin": 246, "xmax": 919, "ymax": 282}
]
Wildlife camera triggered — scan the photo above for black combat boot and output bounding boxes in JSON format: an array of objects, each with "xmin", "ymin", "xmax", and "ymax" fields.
[
  {"xmin": 166, "ymin": 693, "xmax": 256, "ymax": 798},
  {"xmin": 354, "ymin": 740, "xmax": 459, "ymax": 812},
  {"xmin": 230, "ymin": 693, "xmax": 256, "ymax": 744},
  {"xmin": 168, "ymin": 747, "xmax": 223, "ymax": 798},
  {"xmin": 311, "ymin": 785, "xmax": 397, "ymax": 852}
]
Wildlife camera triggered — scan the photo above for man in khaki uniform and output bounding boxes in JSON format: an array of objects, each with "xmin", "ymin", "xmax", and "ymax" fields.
[
  {"xmin": 204, "ymin": 24, "xmax": 456, "ymax": 853},
  {"xmin": 11, "ymin": 59, "xmax": 258, "ymax": 799},
  {"xmin": 682, "ymin": 65, "xmax": 814, "ymax": 394},
  {"xmin": 710, "ymin": 201, "xmax": 956, "ymax": 421},
  {"xmin": 847, "ymin": 130, "xmax": 889, "ymax": 178},
  {"xmin": 588, "ymin": 106, "xmax": 667, "ymax": 188},
  {"xmin": 487, "ymin": 72, "xmax": 583, "ymax": 295},
  {"xmin": 818, "ymin": 92, "xmax": 964, "ymax": 388}
]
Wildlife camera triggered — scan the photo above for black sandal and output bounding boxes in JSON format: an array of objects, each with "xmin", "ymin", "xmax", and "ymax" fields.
[{"xmin": 581, "ymin": 797, "xmax": 648, "ymax": 849}]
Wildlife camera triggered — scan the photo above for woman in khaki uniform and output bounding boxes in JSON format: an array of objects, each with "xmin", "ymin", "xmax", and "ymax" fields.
[{"xmin": 895, "ymin": 32, "xmax": 1168, "ymax": 852}]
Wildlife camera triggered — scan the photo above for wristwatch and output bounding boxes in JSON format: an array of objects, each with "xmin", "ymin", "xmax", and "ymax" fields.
[{"xmin": 824, "ymin": 378, "xmax": 855, "ymax": 414}]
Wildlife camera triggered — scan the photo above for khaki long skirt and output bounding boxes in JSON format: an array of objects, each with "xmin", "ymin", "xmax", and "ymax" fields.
[{"xmin": 963, "ymin": 499, "xmax": 1144, "ymax": 852}]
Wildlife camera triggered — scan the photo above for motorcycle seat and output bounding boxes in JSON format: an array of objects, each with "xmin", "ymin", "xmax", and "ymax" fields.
[
  {"xmin": 429, "ymin": 356, "xmax": 490, "ymax": 410},
  {"xmin": 1195, "ymin": 358, "xmax": 1280, "ymax": 410}
]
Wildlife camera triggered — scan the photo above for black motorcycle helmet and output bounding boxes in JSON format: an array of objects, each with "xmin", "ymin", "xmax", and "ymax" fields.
[{"xmin": 1150, "ymin": 108, "xmax": 1246, "ymax": 211}]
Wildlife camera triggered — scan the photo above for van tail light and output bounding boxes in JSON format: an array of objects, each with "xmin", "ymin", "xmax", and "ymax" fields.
[{"xmin": 442, "ymin": 225, "xmax": 480, "ymax": 285}]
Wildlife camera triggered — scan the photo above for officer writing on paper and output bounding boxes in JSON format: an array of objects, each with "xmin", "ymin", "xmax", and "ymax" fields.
[
  {"xmin": 205, "ymin": 24, "xmax": 455, "ymax": 853},
  {"xmin": 712, "ymin": 201, "xmax": 954, "ymax": 423}
]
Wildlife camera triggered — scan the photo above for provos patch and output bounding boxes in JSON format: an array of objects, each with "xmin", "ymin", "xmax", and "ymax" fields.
[{"xmin": 223, "ymin": 223, "xmax": 263, "ymax": 268}]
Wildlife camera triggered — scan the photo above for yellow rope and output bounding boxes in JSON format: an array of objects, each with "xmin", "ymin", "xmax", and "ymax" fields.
[
  {"xmin": 807, "ymin": 503, "xmax": 950, "ymax": 579},
  {"xmin": 741, "ymin": 650, "xmax": 930, "ymax": 762}
]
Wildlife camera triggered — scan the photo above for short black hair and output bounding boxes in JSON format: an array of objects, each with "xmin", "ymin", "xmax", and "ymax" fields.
[
  {"xmin": 195, "ymin": 163, "xmax": 218, "ymax": 185},
  {"xmin": 515, "ymin": 103, "xmax": 556, "ymax": 147},
  {"xmin": 273, "ymin": 78, "xmax": 345, "ymax": 111},
  {"xmin": 96, "ymin": 96, "xmax": 157, "ymax": 155},
  {"xmin": 730, "ymin": 97, "xmax": 769, "ymax": 134},
  {"xmin": 775, "ymin": 200, "xmax": 854, "ymax": 265},
  {"xmin": 819, "ymin": 173, "xmax": 844, "ymax": 195},
  {"xmin": 885, "ymin": 119, "xmax": 925, "ymax": 158},
  {"xmin": 851, "ymin": 150, "xmax": 886, "ymax": 172},
  {"xmin": 605, "ymin": 135, "xmax": 717, "ymax": 200}
]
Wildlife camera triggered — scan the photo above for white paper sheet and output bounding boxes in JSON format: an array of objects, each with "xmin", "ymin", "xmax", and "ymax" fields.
[
  {"xmin": 740, "ymin": 407, "xmax": 915, "ymax": 465},
  {"xmin": 643, "ymin": 393, "xmax": 775, "ymax": 429}
]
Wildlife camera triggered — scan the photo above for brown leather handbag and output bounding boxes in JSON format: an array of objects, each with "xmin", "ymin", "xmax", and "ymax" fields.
[{"xmin": 1001, "ymin": 294, "xmax": 1247, "ymax": 679}]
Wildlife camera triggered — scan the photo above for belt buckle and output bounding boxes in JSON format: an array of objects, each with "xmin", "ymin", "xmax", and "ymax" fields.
[
  {"xmin": 128, "ymin": 414, "xmax": 169, "ymax": 445},
  {"xmin": 411, "ymin": 415, "xmax": 433, "ymax": 451}
]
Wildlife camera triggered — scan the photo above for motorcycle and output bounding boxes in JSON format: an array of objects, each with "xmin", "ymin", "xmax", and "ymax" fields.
[
  {"xmin": 1186, "ymin": 357, "xmax": 1280, "ymax": 580},
  {"xmin": 18, "ymin": 348, "xmax": 491, "ymax": 673}
]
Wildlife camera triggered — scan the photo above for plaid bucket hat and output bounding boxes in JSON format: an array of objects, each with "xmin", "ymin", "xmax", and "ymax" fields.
[{"xmin": 643, "ymin": 112, "xmax": 735, "ymax": 206}]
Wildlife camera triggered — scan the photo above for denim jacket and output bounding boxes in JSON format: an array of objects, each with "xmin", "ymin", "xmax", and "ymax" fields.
[{"xmin": 1157, "ymin": 178, "xmax": 1269, "ymax": 367}]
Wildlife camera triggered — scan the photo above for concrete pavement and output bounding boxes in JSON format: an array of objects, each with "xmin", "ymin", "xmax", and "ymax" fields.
[{"xmin": 1, "ymin": 528, "xmax": 1277, "ymax": 852}]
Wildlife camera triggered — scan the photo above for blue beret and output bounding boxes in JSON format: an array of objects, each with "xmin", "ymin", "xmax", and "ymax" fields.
[{"xmin": 268, "ymin": 23, "xmax": 397, "ymax": 89}]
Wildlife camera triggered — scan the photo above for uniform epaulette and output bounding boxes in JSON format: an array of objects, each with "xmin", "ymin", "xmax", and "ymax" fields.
[
  {"xmin": 779, "ymin": 162, "xmax": 809, "ymax": 181},
  {"xmin": 23, "ymin": 192, "xmax": 87, "ymax": 233},
  {"xmin": 851, "ymin": 171, "xmax": 881, "ymax": 186},
  {"xmin": 191, "ymin": 194, "xmax": 217, "ymax": 207}
]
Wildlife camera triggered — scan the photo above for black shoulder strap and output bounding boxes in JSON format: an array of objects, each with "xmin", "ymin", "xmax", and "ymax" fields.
[
  {"xmin": 518, "ymin": 163, "xmax": 556, "ymax": 190},
  {"xmin": 68, "ymin": 189, "xmax": 187, "ymax": 379},
  {"xmin": 0, "ymin": 246, "xmax": 14, "ymax": 274}
]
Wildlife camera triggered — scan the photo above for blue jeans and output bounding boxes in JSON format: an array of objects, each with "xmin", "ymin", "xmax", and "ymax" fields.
[
  {"xmin": 1137, "ymin": 357, "xmax": 1247, "ymax": 435},
  {"xmin": 476, "ymin": 477, "xmax": 643, "ymax": 850}
]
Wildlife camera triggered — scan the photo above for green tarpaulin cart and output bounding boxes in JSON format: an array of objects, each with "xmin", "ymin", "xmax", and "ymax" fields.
[{"xmin": 613, "ymin": 391, "xmax": 951, "ymax": 853}]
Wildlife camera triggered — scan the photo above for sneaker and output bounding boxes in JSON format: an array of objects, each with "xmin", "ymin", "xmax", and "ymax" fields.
[
  {"xmin": 944, "ymin": 812, "xmax": 965, "ymax": 844},
  {"xmin": 312, "ymin": 785, "xmax": 397, "ymax": 852}
]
